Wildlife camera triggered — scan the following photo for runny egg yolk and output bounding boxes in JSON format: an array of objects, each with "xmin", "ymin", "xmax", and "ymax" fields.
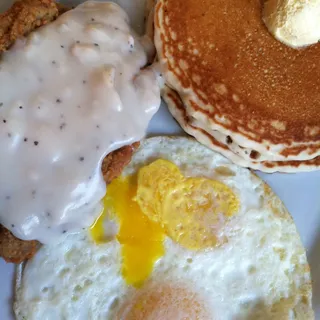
[
  {"xmin": 136, "ymin": 160, "xmax": 240, "ymax": 250},
  {"xmin": 135, "ymin": 159, "xmax": 184, "ymax": 223},
  {"xmin": 91, "ymin": 175, "xmax": 165, "ymax": 287},
  {"xmin": 116, "ymin": 284, "xmax": 210, "ymax": 319},
  {"xmin": 161, "ymin": 177, "xmax": 239, "ymax": 249}
]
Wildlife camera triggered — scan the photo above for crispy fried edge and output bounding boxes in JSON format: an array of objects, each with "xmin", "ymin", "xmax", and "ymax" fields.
[
  {"xmin": 102, "ymin": 142, "xmax": 140, "ymax": 184},
  {"xmin": 0, "ymin": 225, "xmax": 38, "ymax": 263}
]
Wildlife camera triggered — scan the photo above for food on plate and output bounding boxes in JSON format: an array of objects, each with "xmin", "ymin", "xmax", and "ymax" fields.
[
  {"xmin": 0, "ymin": 0, "xmax": 140, "ymax": 264},
  {"xmin": 155, "ymin": 0, "xmax": 320, "ymax": 172},
  {"xmin": 263, "ymin": 0, "xmax": 320, "ymax": 48},
  {"xmin": 14, "ymin": 137, "xmax": 313, "ymax": 319},
  {"xmin": 0, "ymin": 0, "xmax": 161, "ymax": 261}
]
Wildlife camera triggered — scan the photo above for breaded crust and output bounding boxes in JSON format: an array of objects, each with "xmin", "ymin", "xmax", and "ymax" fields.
[
  {"xmin": 102, "ymin": 142, "xmax": 140, "ymax": 184},
  {"xmin": 0, "ymin": 0, "xmax": 59, "ymax": 51},
  {"xmin": 0, "ymin": 0, "xmax": 140, "ymax": 263},
  {"xmin": 0, "ymin": 225, "xmax": 38, "ymax": 263}
]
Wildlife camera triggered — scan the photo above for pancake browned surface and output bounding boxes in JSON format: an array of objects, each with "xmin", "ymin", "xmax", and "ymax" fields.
[
  {"xmin": 155, "ymin": 0, "xmax": 320, "ymax": 162},
  {"xmin": 0, "ymin": 0, "xmax": 139, "ymax": 263}
]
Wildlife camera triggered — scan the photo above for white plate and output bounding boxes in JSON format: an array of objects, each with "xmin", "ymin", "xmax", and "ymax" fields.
[{"xmin": 1, "ymin": 1, "xmax": 320, "ymax": 319}]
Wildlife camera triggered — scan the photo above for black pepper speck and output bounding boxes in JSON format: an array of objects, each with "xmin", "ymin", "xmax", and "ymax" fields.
[
  {"xmin": 63, "ymin": 230, "xmax": 67, "ymax": 234},
  {"xmin": 91, "ymin": 18, "xmax": 95, "ymax": 21},
  {"xmin": 83, "ymin": 80, "xmax": 86, "ymax": 84},
  {"xmin": 77, "ymin": 105, "xmax": 81, "ymax": 108},
  {"xmin": 56, "ymin": 98, "xmax": 61, "ymax": 103},
  {"xmin": 115, "ymin": 27, "xmax": 119, "ymax": 30},
  {"xmin": 3, "ymin": 119, "xmax": 6, "ymax": 123},
  {"xmin": 94, "ymin": 43, "xmax": 99, "ymax": 47},
  {"xmin": 0, "ymin": 103, "xmax": 3, "ymax": 107},
  {"xmin": 61, "ymin": 45, "xmax": 64, "ymax": 48},
  {"xmin": 96, "ymin": 145, "xmax": 100, "ymax": 150},
  {"xmin": 96, "ymin": 125, "xmax": 100, "ymax": 128},
  {"xmin": 7, "ymin": 133, "xmax": 11, "ymax": 138},
  {"xmin": 38, "ymin": 106, "xmax": 41, "ymax": 109},
  {"xmin": 88, "ymin": 176, "xmax": 92, "ymax": 180},
  {"xmin": 46, "ymin": 211, "xmax": 51, "ymax": 217},
  {"xmin": 76, "ymin": 40, "xmax": 80, "ymax": 44},
  {"xmin": 52, "ymin": 60, "xmax": 56, "ymax": 64},
  {"xmin": 24, "ymin": 137, "xmax": 28, "ymax": 142},
  {"xmin": 34, "ymin": 141, "xmax": 39, "ymax": 146},
  {"xmin": 79, "ymin": 156, "xmax": 85, "ymax": 161},
  {"xmin": 19, "ymin": 106, "xmax": 23, "ymax": 109},
  {"xmin": 32, "ymin": 190, "xmax": 36, "ymax": 196},
  {"xmin": 11, "ymin": 224, "xmax": 15, "ymax": 228},
  {"xmin": 60, "ymin": 123, "xmax": 66, "ymax": 130}
]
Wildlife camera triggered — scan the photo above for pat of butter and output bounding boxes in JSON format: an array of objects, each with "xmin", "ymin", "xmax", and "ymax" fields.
[{"xmin": 263, "ymin": 0, "xmax": 320, "ymax": 48}]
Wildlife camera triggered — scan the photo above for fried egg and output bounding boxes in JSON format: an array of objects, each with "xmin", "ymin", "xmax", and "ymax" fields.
[{"xmin": 14, "ymin": 137, "xmax": 313, "ymax": 320}]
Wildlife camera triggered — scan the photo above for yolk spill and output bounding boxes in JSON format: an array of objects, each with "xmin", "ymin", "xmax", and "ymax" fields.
[
  {"xmin": 90, "ymin": 208, "xmax": 108, "ymax": 244},
  {"xmin": 91, "ymin": 175, "xmax": 165, "ymax": 287}
]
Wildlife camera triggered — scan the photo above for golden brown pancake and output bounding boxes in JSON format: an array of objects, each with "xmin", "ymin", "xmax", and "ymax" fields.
[{"xmin": 155, "ymin": 0, "xmax": 320, "ymax": 159}]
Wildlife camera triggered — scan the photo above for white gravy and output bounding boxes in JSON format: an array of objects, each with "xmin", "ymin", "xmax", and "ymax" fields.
[{"xmin": 0, "ymin": 1, "xmax": 161, "ymax": 243}]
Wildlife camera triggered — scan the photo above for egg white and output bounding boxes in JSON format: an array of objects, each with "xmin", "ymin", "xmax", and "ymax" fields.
[{"xmin": 14, "ymin": 137, "xmax": 313, "ymax": 320}]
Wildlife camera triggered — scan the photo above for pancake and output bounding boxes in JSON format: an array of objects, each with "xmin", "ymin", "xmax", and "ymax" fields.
[
  {"xmin": 163, "ymin": 86, "xmax": 320, "ymax": 173},
  {"xmin": 186, "ymin": 116, "xmax": 319, "ymax": 162},
  {"xmin": 154, "ymin": 0, "xmax": 320, "ymax": 160},
  {"xmin": 185, "ymin": 104, "xmax": 320, "ymax": 162}
]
